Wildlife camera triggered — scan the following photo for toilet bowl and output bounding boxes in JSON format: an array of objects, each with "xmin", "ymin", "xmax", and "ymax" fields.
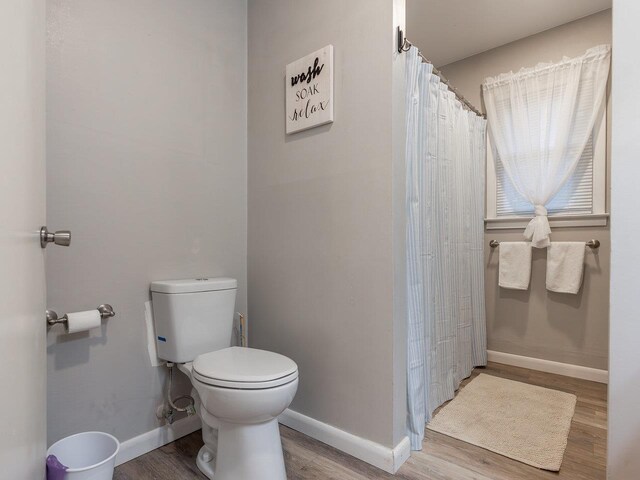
[
  {"xmin": 183, "ymin": 347, "xmax": 298, "ymax": 480},
  {"xmin": 150, "ymin": 278, "xmax": 299, "ymax": 480}
]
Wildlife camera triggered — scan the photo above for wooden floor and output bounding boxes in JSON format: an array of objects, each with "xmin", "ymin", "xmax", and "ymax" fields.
[{"xmin": 115, "ymin": 362, "xmax": 607, "ymax": 480}]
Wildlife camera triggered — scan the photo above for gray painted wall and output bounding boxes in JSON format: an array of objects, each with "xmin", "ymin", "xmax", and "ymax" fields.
[
  {"xmin": 437, "ymin": 11, "xmax": 611, "ymax": 370},
  {"xmin": 46, "ymin": 0, "xmax": 247, "ymax": 445},
  {"xmin": 248, "ymin": 0, "xmax": 402, "ymax": 447},
  {"xmin": 391, "ymin": 0, "xmax": 408, "ymax": 448}
]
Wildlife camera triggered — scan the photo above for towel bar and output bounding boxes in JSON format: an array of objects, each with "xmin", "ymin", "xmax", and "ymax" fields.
[{"xmin": 489, "ymin": 239, "xmax": 600, "ymax": 249}]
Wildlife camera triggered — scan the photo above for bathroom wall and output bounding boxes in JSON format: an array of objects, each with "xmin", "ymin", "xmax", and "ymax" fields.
[
  {"xmin": 391, "ymin": 0, "xmax": 408, "ymax": 448},
  {"xmin": 46, "ymin": 0, "xmax": 247, "ymax": 446},
  {"xmin": 609, "ymin": 1, "xmax": 640, "ymax": 476},
  {"xmin": 248, "ymin": 0, "xmax": 405, "ymax": 448},
  {"xmin": 437, "ymin": 10, "xmax": 611, "ymax": 370}
]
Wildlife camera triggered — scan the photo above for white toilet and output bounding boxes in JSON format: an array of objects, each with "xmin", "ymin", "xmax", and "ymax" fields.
[{"xmin": 150, "ymin": 278, "xmax": 298, "ymax": 480}]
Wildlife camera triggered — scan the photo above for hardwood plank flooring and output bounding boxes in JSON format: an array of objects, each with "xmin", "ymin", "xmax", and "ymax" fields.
[{"xmin": 114, "ymin": 362, "xmax": 606, "ymax": 480}]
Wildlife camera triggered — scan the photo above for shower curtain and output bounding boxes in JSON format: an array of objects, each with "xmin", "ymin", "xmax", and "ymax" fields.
[{"xmin": 405, "ymin": 46, "xmax": 487, "ymax": 450}]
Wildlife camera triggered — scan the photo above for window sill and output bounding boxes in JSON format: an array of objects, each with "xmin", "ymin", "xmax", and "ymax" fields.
[{"xmin": 485, "ymin": 213, "xmax": 609, "ymax": 230}]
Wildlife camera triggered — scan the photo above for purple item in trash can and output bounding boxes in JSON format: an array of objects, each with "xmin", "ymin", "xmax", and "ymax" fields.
[{"xmin": 46, "ymin": 454, "xmax": 68, "ymax": 480}]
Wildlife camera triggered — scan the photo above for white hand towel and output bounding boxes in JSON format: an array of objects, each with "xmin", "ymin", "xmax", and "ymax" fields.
[
  {"xmin": 499, "ymin": 242, "xmax": 532, "ymax": 290},
  {"xmin": 546, "ymin": 242, "xmax": 586, "ymax": 294}
]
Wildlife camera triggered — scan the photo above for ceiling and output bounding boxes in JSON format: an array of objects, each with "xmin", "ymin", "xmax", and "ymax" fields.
[{"xmin": 406, "ymin": 0, "xmax": 612, "ymax": 67}]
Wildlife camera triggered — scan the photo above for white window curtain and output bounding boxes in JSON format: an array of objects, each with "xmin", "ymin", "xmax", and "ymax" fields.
[
  {"xmin": 482, "ymin": 45, "xmax": 611, "ymax": 247},
  {"xmin": 405, "ymin": 47, "xmax": 487, "ymax": 450}
]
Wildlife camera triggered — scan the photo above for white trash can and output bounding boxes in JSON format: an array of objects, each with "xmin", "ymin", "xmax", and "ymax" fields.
[{"xmin": 47, "ymin": 431, "xmax": 120, "ymax": 480}]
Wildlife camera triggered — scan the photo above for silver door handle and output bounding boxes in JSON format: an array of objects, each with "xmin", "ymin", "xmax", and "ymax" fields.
[{"xmin": 40, "ymin": 226, "xmax": 71, "ymax": 248}]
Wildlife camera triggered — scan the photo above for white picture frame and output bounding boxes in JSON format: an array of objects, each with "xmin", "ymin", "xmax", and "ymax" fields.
[{"xmin": 285, "ymin": 45, "xmax": 334, "ymax": 134}]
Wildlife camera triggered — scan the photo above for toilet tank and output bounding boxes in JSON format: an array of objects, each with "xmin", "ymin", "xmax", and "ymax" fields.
[{"xmin": 150, "ymin": 277, "xmax": 237, "ymax": 363}]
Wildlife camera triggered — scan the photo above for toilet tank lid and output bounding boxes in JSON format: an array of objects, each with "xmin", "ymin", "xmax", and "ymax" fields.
[{"xmin": 150, "ymin": 277, "xmax": 237, "ymax": 294}]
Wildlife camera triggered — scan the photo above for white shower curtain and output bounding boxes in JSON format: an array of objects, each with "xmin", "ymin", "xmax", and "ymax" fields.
[
  {"xmin": 405, "ymin": 47, "xmax": 487, "ymax": 450},
  {"xmin": 482, "ymin": 45, "xmax": 610, "ymax": 248}
]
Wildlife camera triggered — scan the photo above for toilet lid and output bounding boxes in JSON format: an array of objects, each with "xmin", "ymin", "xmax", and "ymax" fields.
[{"xmin": 193, "ymin": 347, "xmax": 298, "ymax": 389}]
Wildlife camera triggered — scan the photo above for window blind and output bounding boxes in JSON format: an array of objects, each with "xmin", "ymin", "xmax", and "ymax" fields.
[{"xmin": 495, "ymin": 135, "xmax": 594, "ymax": 217}]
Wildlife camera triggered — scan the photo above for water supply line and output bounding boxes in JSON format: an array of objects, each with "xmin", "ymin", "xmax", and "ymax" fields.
[
  {"xmin": 233, "ymin": 312, "xmax": 247, "ymax": 347},
  {"xmin": 238, "ymin": 312, "xmax": 247, "ymax": 347},
  {"xmin": 164, "ymin": 362, "xmax": 195, "ymax": 424}
]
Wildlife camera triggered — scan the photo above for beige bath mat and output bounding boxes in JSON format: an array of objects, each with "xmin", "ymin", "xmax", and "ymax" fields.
[{"xmin": 427, "ymin": 374, "xmax": 577, "ymax": 471}]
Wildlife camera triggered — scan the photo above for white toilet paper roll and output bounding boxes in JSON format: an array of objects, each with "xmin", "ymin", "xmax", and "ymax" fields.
[{"xmin": 65, "ymin": 310, "xmax": 102, "ymax": 334}]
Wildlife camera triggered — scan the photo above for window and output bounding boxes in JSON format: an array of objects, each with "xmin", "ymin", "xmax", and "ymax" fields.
[{"xmin": 485, "ymin": 102, "xmax": 607, "ymax": 229}]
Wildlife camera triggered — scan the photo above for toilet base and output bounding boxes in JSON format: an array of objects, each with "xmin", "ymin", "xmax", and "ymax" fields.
[
  {"xmin": 196, "ymin": 445, "xmax": 215, "ymax": 479},
  {"xmin": 213, "ymin": 418, "xmax": 287, "ymax": 480}
]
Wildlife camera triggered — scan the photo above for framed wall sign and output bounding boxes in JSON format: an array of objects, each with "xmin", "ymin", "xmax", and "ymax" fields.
[{"xmin": 286, "ymin": 45, "xmax": 334, "ymax": 134}]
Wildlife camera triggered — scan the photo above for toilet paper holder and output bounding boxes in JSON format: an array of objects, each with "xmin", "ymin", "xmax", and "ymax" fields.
[{"xmin": 46, "ymin": 304, "xmax": 115, "ymax": 327}]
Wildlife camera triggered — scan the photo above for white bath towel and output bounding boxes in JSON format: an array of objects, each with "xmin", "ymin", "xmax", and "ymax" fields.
[
  {"xmin": 546, "ymin": 242, "xmax": 586, "ymax": 294},
  {"xmin": 499, "ymin": 242, "xmax": 532, "ymax": 290}
]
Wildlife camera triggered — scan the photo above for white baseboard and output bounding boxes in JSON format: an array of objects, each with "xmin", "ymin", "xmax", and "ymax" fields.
[
  {"xmin": 115, "ymin": 415, "xmax": 202, "ymax": 466},
  {"xmin": 278, "ymin": 409, "xmax": 411, "ymax": 474},
  {"xmin": 487, "ymin": 350, "xmax": 608, "ymax": 384},
  {"xmin": 115, "ymin": 409, "xmax": 412, "ymax": 474}
]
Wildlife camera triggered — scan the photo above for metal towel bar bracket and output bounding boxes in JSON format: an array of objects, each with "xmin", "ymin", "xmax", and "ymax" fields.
[
  {"xmin": 46, "ymin": 304, "xmax": 115, "ymax": 327},
  {"xmin": 489, "ymin": 239, "xmax": 600, "ymax": 249}
]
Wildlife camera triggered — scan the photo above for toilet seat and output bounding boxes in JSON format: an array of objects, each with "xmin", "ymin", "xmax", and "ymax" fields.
[{"xmin": 193, "ymin": 346, "xmax": 298, "ymax": 390}]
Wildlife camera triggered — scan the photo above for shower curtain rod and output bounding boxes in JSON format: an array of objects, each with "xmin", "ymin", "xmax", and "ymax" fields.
[{"xmin": 397, "ymin": 27, "xmax": 486, "ymax": 118}]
